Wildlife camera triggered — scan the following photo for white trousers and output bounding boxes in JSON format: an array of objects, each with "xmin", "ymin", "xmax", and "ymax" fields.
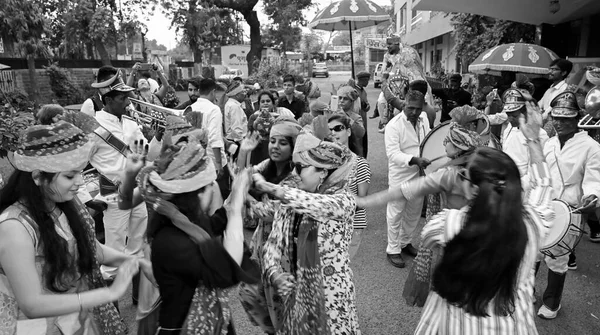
[
  {"xmin": 97, "ymin": 194, "xmax": 148, "ymax": 279},
  {"xmin": 386, "ymin": 196, "xmax": 424, "ymax": 254}
]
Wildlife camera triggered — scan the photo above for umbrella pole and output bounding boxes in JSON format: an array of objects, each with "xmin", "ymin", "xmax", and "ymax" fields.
[{"xmin": 348, "ymin": 22, "xmax": 355, "ymax": 79}]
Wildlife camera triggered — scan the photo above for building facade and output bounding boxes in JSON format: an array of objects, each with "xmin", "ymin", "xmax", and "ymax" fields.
[{"xmin": 394, "ymin": 0, "xmax": 460, "ymax": 74}]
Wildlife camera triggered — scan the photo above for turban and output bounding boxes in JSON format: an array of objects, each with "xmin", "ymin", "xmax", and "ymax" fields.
[
  {"xmin": 13, "ymin": 121, "xmax": 93, "ymax": 173},
  {"xmin": 337, "ymin": 85, "xmax": 359, "ymax": 101},
  {"xmin": 137, "ymin": 131, "xmax": 216, "ymax": 195},
  {"xmin": 305, "ymin": 81, "xmax": 321, "ymax": 99},
  {"xmin": 226, "ymin": 81, "xmax": 245, "ymax": 97},
  {"xmin": 310, "ymin": 100, "xmax": 330, "ymax": 116},
  {"xmin": 270, "ymin": 117, "xmax": 302, "ymax": 143},
  {"xmin": 444, "ymin": 106, "xmax": 490, "ymax": 153}
]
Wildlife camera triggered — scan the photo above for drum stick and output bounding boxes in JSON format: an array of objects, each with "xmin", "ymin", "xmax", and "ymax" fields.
[
  {"xmin": 573, "ymin": 198, "xmax": 598, "ymax": 213},
  {"xmin": 430, "ymin": 155, "xmax": 447, "ymax": 163}
]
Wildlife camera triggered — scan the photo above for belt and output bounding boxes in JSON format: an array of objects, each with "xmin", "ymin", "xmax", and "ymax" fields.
[{"xmin": 99, "ymin": 175, "xmax": 118, "ymax": 196}]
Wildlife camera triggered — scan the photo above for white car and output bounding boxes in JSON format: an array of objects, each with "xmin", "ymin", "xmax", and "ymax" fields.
[
  {"xmin": 373, "ymin": 62, "xmax": 384, "ymax": 88},
  {"xmin": 219, "ymin": 68, "xmax": 244, "ymax": 80}
]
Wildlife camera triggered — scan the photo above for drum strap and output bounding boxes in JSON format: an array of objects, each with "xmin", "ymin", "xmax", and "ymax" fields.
[{"xmin": 93, "ymin": 125, "xmax": 131, "ymax": 158}]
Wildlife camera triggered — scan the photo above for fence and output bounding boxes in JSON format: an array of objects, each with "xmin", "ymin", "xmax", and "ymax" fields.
[{"xmin": 0, "ymin": 70, "xmax": 16, "ymax": 92}]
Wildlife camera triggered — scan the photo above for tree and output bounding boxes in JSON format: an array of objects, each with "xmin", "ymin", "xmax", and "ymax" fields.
[
  {"xmin": 262, "ymin": 0, "xmax": 312, "ymax": 56},
  {"xmin": 0, "ymin": 0, "xmax": 50, "ymax": 102},
  {"xmin": 332, "ymin": 32, "xmax": 351, "ymax": 46},
  {"xmin": 450, "ymin": 13, "xmax": 536, "ymax": 66}
]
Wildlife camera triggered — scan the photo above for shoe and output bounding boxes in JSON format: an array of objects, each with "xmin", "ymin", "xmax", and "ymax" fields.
[
  {"xmin": 590, "ymin": 231, "xmax": 600, "ymax": 243},
  {"xmin": 378, "ymin": 128, "xmax": 385, "ymax": 133},
  {"xmin": 537, "ymin": 304, "xmax": 560, "ymax": 319},
  {"xmin": 402, "ymin": 244, "xmax": 419, "ymax": 258},
  {"xmin": 568, "ymin": 253, "xmax": 577, "ymax": 270},
  {"xmin": 387, "ymin": 253, "xmax": 405, "ymax": 268},
  {"xmin": 369, "ymin": 115, "xmax": 378, "ymax": 119}
]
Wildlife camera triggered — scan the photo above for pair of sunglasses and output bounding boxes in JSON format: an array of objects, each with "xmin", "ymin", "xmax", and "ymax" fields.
[
  {"xmin": 329, "ymin": 124, "xmax": 346, "ymax": 132},
  {"xmin": 294, "ymin": 163, "xmax": 311, "ymax": 174}
]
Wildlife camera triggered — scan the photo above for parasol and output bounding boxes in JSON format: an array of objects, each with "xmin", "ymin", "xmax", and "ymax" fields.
[
  {"xmin": 468, "ymin": 43, "xmax": 560, "ymax": 75},
  {"xmin": 308, "ymin": 0, "xmax": 390, "ymax": 78}
]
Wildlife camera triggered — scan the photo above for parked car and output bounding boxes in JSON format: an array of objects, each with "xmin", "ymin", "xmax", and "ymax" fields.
[
  {"xmin": 219, "ymin": 68, "xmax": 244, "ymax": 80},
  {"xmin": 373, "ymin": 62, "xmax": 384, "ymax": 88},
  {"xmin": 312, "ymin": 63, "xmax": 329, "ymax": 78}
]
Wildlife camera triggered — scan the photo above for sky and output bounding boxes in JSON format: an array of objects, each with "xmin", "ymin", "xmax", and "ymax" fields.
[{"xmin": 143, "ymin": 0, "xmax": 392, "ymax": 49}]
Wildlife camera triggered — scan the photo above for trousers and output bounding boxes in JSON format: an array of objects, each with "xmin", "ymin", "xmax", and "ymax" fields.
[{"xmin": 386, "ymin": 196, "xmax": 424, "ymax": 254}]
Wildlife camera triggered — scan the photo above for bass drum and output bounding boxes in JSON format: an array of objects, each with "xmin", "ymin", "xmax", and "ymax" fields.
[{"xmin": 420, "ymin": 121, "xmax": 499, "ymax": 175}]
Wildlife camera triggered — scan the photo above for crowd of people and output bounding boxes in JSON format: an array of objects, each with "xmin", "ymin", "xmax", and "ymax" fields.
[{"xmin": 0, "ymin": 32, "xmax": 599, "ymax": 335}]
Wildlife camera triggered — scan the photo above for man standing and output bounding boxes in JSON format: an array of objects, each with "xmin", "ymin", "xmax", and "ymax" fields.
[
  {"xmin": 87, "ymin": 68, "xmax": 150, "ymax": 304},
  {"xmin": 536, "ymin": 91, "xmax": 600, "ymax": 319},
  {"xmin": 539, "ymin": 59, "xmax": 573, "ymax": 116},
  {"xmin": 432, "ymin": 74, "xmax": 472, "ymax": 123},
  {"xmin": 187, "ymin": 78, "xmax": 230, "ymax": 197},
  {"xmin": 278, "ymin": 74, "xmax": 306, "ymax": 119},
  {"xmin": 223, "ymin": 81, "xmax": 248, "ymax": 148},
  {"xmin": 349, "ymin": 71, "xmax": 371, "ymax": 157},
  {"xmin": 175, "ymin": 76, "xmax": 203, "ymax": 111},
  {"xmin": 384, "ymin": 90, "xmax": 431, "ymax": 268},
  {"xmin": 80, "ymin": 66, "xmax": 119, "ymax": 117}
]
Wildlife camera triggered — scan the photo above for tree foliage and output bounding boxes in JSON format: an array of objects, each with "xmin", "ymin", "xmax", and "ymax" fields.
[
  {"xmin": 450, "ymin": 13, "xmax": 536, "ymax": 65},
  {"xmin": 262, "ymin": 0, "xmax": 312, "ymax": 54}
]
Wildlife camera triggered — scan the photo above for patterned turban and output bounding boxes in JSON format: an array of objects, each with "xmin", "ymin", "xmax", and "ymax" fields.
[
  {"xmin": 270, "ymin": 117, "xmax": 302, "ymax": 144},
  {"xmin": 443, "ymin": 106, "xmax": 491, "ymax": 152}
]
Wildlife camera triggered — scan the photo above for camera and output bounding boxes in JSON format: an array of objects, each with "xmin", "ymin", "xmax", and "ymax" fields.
[{"xmin": 138, "ymin": 63, "xmax": 158, "ymax": 71}]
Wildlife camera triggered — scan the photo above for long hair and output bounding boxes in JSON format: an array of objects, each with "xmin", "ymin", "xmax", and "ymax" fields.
[
  {"xmin": 147, "ymin": 190, "xmax": 210, "ymax": 241},
  {"xmin": 261, "ymin": 135, "xmax": 295, "ymax": 185},
  {"xmin": 432, "ymin": 147, "xmax": 528, "ymax": 317},
  {"xmin": 0, "ymin": 170, "xmax": 95, "ymax": 292}
]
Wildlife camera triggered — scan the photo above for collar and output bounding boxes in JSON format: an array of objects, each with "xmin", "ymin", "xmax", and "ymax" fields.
[
  {"xmin": 96, "ymin": 109, "xmax": 122, "ymax": 123},
  {"xmin": 400, "ymin": 111, "xmax": 424, "ymax": 124},
  {"xmin": 551, "ymin": 80, "xmax": 567, "ymax": 90}
]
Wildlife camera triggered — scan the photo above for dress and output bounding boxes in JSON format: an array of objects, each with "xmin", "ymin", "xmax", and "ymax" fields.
[
  {"xmin": 0, "ymin": 200, "xmax": 126, "ymax": 334},
  {"xmin": 262, "ymin": 187, "xmax": 359, "ymax": 335},
  {"xmin": 414, "ymin": 162, "xmax": 554, "ymax": 335}
]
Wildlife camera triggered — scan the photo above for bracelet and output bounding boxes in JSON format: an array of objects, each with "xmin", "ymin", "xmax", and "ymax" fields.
[
  {"xmin": 525, "ymin": 137, "xmax": 540, "ymax": 143},
  {"xmin": 77, "ymin": 292, "xmax": 83, "ymax": 311}
]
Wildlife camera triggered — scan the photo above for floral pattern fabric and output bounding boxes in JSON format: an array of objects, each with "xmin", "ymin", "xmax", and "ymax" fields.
[{"xmin": 262, "ymin": 187, "xmax": 360, "ymax": 335}]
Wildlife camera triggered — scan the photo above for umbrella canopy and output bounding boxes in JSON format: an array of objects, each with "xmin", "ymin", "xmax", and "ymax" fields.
[
  {"xmin": 309, "ymin": 0, "xmax": 391, "ymax": 77},
  {"xmin": 468, "ymin": 43, "xmax": 560, "ymax": 75},
  {"xmin": 413, "ymin": 0, "xmax": 600, "ymax": 25}
]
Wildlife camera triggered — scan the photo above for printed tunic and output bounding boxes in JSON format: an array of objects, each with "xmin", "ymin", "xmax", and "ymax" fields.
[{"xmin": 263, "ymin": 187, "xmax": 359, "ymax": 335}]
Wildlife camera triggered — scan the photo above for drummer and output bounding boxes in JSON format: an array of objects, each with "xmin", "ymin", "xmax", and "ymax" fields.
[
  {"xmin": 383, "ymin": 90, "xmax": 431, "ymax": 268},
  {"xmin": 534, "ymin": 91, "xmax": 600, "ymax": 320}
]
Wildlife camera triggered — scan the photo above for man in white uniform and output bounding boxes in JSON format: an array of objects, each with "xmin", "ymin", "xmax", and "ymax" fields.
[
  {"xmin": 384, "ymin": 90, "xmax": 431, "ymax": 268},
  {"xmin": 536, "ymin": 91, "xmax": 600, "ymax": 319}
]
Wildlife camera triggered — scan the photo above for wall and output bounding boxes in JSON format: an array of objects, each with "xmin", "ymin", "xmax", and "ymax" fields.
[{"xmin": 14, "ymin": 67, "xmax": 97, "ymax": 104}]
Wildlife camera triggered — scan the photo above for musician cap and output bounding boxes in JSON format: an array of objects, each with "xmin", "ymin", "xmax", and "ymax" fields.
[
  {"xmin": 91, "ymin": 66, "xmax": 135, "ymax": 96},
  {"xmin": 356, "ymin": 71, "xmax": 371, "ymax": 80},
  {"xmin": 551, "ymin": 91, "xmax": 580, "ymax": 118},
  {"xmin": 502, "ymin": 88, "xmax": 527, "ymax": 113}
]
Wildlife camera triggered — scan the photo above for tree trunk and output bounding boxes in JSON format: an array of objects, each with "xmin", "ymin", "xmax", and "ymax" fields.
[
  {"xmin": 26, "ymin": 54, "xmax": 39, "ymax": 104},
  {"xmin": 94, "ymin": 38, "xmax": 111, "ymax": 65},
  {"xmin": 242, "ymin": 10, "xmax": 262, "ymax": 75}
]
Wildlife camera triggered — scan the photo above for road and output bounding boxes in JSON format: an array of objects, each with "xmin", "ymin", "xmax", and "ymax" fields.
[{"xmin": 121, "ymin": 72, "xmax": 600, "ymax": 334}]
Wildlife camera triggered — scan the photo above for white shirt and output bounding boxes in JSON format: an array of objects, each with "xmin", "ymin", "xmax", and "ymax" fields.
[
  {"xmin": 190, "ymin": 97, "xmax": 227, "ymax": 167},
  {"xmin": 502, "ymin": 123, "xmax": 549, "ymax": 188},
  {"xmin": 148, "ymin": 78, "xmax": 160, "ymax": 93},
  {"xmin": 90, "ymin": 110, "xmax": 146, "ymax": 184},
  {"xmin": 224, "ymin": 98, "xmax": 248, "ymax": 142},
  {"xmin": 80, "ymin": 97, "xmax": 97, "ymax": 118},
  {"xmin": 384, "ymin": 111, "xmax": 430, "ymax": 186},
  {"xmin": 539, "ymin": 80, "xmax": 568, "ymax": 115},
  {"xmin": 543, "ymin": 131, "xmax": 600, "ymax": 207}
]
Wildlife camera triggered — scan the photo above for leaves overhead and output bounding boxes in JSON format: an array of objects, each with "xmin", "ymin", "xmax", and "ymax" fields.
[{"xmin": 450, "ymin": 13, "xmax": 536, "ymax": 65}]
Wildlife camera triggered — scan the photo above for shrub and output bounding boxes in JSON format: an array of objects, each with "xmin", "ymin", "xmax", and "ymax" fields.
[
  {"xmin": 248, "ymin": 60, "xmax": 301, "ymax": 90},
  {"xmin": 44, "ymin": 63, "xmax": 83, "ymax": 105},
  {"xmin": 0, "ymin": 90, "xmax": 36, "ymax": 158}
]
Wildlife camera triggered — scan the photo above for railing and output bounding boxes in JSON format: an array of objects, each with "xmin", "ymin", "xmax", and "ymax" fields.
[{"xmin": 411, "ymin": 12, "xmax": 423, "ymax": 28}]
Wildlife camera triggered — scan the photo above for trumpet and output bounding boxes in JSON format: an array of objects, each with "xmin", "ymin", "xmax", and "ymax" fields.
[{"xmin": 129, "ymin": 98, "xmax": 190, "ymax": 130}]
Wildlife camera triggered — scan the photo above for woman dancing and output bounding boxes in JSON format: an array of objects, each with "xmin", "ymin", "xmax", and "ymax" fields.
[
  {"xmin": 0, "ymin": 121, "xmax": 149, "ymax": 334},
  {"xmin": 256, "ymin": 116, "xmax": 360, "ymax": 334},
  {"xmin": 414, "ymin": 102, "xmax": 553, "ymax": 334}
]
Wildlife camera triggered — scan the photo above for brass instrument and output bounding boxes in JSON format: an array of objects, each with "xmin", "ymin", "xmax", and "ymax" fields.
[
  {"xmin": 578, "ymin": 82, "xmax": 600, "ymax": 129},
  {"xmin": 129, "ymin": 98, "xmax": 190, "ymax": 130}
]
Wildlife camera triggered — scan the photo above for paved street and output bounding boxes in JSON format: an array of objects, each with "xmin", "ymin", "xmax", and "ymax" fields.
[{"xmin": 120, "ymin": 71, "xmax": 600, "ymax": 334}]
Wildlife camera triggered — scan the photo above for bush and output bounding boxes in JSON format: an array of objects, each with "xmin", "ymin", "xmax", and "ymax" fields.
[
  {"xmin": 0, "ymin": 90, "xmax": 36, "ymax": 158},
  {"xmin": 248, "ymin": 61, "xmax": 301, "ymax": 90},
  {"xmin": 44, "ymin": 63, "xmax": 83, "ymax": 105}
]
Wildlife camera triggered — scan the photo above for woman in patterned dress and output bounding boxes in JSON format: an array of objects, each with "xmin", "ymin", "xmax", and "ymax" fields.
[
  {"xmin": 256, "ymin": 116, "xmax": 360, "ymax": 335},
  {"xmin": 0, "ymin": 121, "xmax": 145, "ymax": 334},
  {"xmin": 238, "ymin": 118, "xmax": 302, "ymax": 334},
  {"xmin": 414, "ymin": 102, "xmax": 554, "ymax": 334}
]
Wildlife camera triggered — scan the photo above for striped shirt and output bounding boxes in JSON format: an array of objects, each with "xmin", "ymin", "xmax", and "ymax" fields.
[
  {"xmin": 349, "ymin": 155, "xmax": 371, "ymax": 229},
  {"xmin": 415, "ymin": 162, "xmax": 554, "ymax": 335}
]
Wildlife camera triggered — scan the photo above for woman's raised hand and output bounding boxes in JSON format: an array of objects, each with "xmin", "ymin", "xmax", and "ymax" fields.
[
  {"xmin": 519, "ymin": 100, "xmax": 542, "ymax": 141},
  {"xmin": 240, "ymin": 131, "xmax": 261, "ymax": 152},
  {"xmin": 229, "ymin": 168, "xmax": 252, "ymax": 210},
  {"xmin": 125, "ymin": 140, "xmax": 148, "ymax": 177}
]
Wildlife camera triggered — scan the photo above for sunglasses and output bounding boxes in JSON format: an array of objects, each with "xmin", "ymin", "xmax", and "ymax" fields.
[
  {"xmin": 457, "ymin": 169, "xmax": 472, "ymax": 183},
  {"xmin": 329, "ymin": 124, "xmax": 346, "ymax": 132},
  {"xmin": 294, "ymin": 163, "xmax": 311, "ymax": 174}
]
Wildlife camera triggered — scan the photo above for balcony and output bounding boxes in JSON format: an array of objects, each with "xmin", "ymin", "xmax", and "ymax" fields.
[{"xmin": 411, "ymin": 12, "xmax": 423, "ymax": 29}]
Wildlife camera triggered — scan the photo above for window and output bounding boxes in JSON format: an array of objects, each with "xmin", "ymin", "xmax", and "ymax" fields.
[
  {"xmin": 399, "ymin": 4, "xmax": 407, "ymax": 28},
  {"xmin": 436, "ymin": 36, "xmax": 444, "ymax": 44},
  {"xmin": 412, "ymin": 9, "xmax": 417, "ymax": 19},
  {"xmin": 415, "ymin": 43, "xmax": 423, "ymax": 49}
]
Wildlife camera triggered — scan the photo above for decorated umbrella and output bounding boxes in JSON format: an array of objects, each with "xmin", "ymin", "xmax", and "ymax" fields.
[
  {"xmin": 308, "ymin": 0, "xmax": 390, "ymax": 78},
  {"xmin": 468, "ymin": 43, "xmax": 560, "ymax": 75}
]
